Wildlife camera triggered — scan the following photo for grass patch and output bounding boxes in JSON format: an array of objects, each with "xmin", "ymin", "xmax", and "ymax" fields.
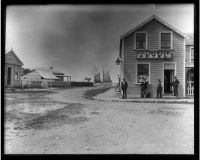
[{"xmin": 83, "ymin": 86, "xmax": 112, "ymax": 100}]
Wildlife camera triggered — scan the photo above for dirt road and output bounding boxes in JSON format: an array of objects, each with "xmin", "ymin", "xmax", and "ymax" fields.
[{"xmin": 5, "ymin": 87, "xmax": 194, "ymax": 154}]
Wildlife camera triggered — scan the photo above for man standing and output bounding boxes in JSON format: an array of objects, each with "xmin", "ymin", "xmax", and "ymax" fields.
[
  {"xmin": 173, "ymin": 76, "xmax": 180, "ymax": 98},
  {"xmin": 157, "ymin": 79, "xmax": 162, "ymax": 98},
  {"xmin": 140, "ymin": 78, "xmax": 147, "ymax": 98},
  {"xmin": 121, "ymin": 78, "xmax": 128, "ymax": 99}
]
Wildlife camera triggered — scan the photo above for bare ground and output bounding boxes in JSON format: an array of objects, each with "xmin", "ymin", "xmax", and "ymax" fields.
[{"xmin": 4, "ymin": 86, "xmax": 194, "ymax": 154}]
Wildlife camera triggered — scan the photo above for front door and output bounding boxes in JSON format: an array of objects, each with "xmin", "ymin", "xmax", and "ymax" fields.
[
  {"xmin": 164, "ymin": 69, "xmax": 174, "ymax": 94},
  {"xmin": 7, "ymin": 67, "xmax": 12, "ymax": 85}
]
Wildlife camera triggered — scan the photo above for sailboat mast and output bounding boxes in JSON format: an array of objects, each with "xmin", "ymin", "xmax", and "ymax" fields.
[{"xmin": 102, "ymin": 65, "xmax": 104, "ymax": 83}]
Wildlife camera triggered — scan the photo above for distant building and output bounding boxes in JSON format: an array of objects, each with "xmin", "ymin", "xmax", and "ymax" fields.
[
  {"xmin": 185, "ymin": 33, "xmax": 194, "ymax": 96},
  {"xmin": 5, "ymin": 49, "xmax": 24, "ymax": 87},
  {"xmin": 21, "ymin": 67, "xmax": 71, "ymax": 87},
  {"xmin": 119, "ymin": 15, "xmax": 186, "ymax": 97},
  {"xmin": 35, "ymin": 67, "xmax": 67, "ymax": 82}
]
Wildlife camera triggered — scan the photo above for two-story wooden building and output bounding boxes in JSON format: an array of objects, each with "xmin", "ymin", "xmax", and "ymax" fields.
[{"xmin": 118, "ymin": 15, "xmax": 186, "ymax": 98}]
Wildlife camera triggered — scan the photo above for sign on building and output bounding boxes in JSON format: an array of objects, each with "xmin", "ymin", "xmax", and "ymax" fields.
[
  {"xmin": 136, "ymin": 50, "xmax": 172, "ymax": 59},
  {"xmin": 164, "ymin": 62, "xmax": 175, "ymax": 70}
]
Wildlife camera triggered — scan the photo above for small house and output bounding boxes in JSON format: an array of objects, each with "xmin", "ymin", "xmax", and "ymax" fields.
[
  {"xmin": 5, "ymin": 49, "xmax": 24, "ymax": 87},
  {"xmin": 21, "ymin": 67, "xmax": 70, "ymax": 87},
  {"xmin": 35, "ymin": 67, "xmax": 66, "ymax": 82}
]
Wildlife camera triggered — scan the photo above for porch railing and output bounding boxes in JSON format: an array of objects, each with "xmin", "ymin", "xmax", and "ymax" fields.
[{"xmin": 187, "ymin": 86, "xmax": 194, "ymax": 96}]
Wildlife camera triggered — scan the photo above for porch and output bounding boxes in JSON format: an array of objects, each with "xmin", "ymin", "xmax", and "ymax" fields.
[{"xmin": 186, "ymin": 67, "xmax": 194, "ymax": 96}]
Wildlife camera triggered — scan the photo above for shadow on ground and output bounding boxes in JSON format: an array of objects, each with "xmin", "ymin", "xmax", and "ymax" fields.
[{"xmin": 6, "ymin": 103, "xmax": 89, "ymax": 130}]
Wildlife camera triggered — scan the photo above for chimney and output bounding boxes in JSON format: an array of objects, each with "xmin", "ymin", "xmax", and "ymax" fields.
[{"xmin": 50, "ymin": 67, "xmax": 53, "ymax": 70}]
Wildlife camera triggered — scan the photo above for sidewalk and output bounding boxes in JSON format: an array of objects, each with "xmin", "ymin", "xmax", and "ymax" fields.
[{"xmin": 93, "ymin": 87, "xmax": 194, "ymax": 104}]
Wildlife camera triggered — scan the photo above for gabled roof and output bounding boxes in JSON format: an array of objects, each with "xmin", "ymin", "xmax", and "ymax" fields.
[
  {"xmin": 21, "ymin": 70, "xmax": 42, "ymax": 80},
  {"xmin": 21, "ymin": 69, "xmax": 59, "ymax": 80},
  {"xmin": 6, "ymin": 49, "xmax": 24, "ymax": 66},
  {"xmin": 37, "ymin": 70, "xmax": 59, "ymax": 79},
  {"xmin": 185, "ymin": 33, "xmax": 194, "ymax": 45},
  {"xmin": 121, "ymin": 15, "xmax": 186, "ymax": 39}
]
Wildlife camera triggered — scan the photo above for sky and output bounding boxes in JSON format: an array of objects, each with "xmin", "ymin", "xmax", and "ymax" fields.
[{"xmin": 6, "ymin": 4, "xmax": 194, "ymax": 82}]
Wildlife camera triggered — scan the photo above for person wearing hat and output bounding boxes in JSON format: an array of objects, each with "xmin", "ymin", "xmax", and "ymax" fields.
[
  {"xmin": 157, "ymin": 79, "xmax": 162, "ymax": 98},
  {"xmin": 140, "ymin": 78, "xmax": 147, "ymax": 98},
  {"xmin": 173, "ymin": 76, "xmax": 180, "ymax": 98},
  {"xmin": 121, "ymin": 78, "xmax": 128, "ymax": 99}
]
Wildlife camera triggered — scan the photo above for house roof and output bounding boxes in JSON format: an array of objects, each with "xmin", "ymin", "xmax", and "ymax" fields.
[
  {"xmin": 21, "ymin": 70, "xmax": 42, "ymax": 81},
  {"xmin": 185, "ymin": 33, "xmax": 194, "ymax": 45},
  {"xmin": 37, "ymin": 70, "xmax": 59, "ymax": 79},
  {"xmin": 31, "ymin": 67, "xmax": 67, "ymax": 79},
  {"xmin": 5, "ymin": 49, "xmax": 24, "ymax": 66},
  {"xmin": 21, "ymin": 69, "xmax": 59, "ymax": 80},
  {"xmin": 120, "ymin": 15, "xmax": 186, "ymax": 39},
  {"xmin": 34, "ymin": 67, "xmax": 65, "ymax": 74}
]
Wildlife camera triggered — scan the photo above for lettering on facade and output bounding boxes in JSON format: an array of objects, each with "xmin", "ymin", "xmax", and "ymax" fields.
[
  {"xmin": 136, "ymin": 50, "xmax": 172, "ymax": 59},
  {"xmin": 164, "ymin": 63, "xmax": 175, "ymax": 70}
]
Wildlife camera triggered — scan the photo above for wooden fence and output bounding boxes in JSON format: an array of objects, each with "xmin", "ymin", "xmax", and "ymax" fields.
[
  {"xmin": 22, "ymin": 81, "xmax": 42, "ymax": 88},
  {"xmin": 22, "ymin": 81, "xmax": 71, "ymax": 88},
  {"xmin": 48, "ymin": 81, "xmax": 71, "ymax": 87}
]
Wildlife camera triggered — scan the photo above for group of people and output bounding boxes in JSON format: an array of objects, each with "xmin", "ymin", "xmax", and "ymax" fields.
[{"xmin": 120, "ymin": 76, "xmax": 180, "ymax": 99}]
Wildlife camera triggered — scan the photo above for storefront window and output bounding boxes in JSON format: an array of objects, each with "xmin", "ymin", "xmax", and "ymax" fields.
[
  {"xmin": 161, "ymin": 32, "xmax": 172, "ymax": 49},
  {"xmin": 190, "ymin": 47, "xmax": 194, "ymax": 62},
  {"xmin": 137, "ymin": 63, "xmax": 150, "ymax": 83},
  {"xmin": 136, "ymin": 32, "xmax": 147, "ymax": 49},
  {"xmin": 15, "ymin": 67, "xmax": 20, "ymax": 80}
]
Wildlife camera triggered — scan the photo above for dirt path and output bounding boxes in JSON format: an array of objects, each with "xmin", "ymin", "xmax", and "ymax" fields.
[{"xmin": 5, "ymin": 87, "xmax": 194, "ymax": 154}]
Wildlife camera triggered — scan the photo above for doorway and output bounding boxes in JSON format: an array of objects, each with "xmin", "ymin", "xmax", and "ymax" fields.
[
  {"xmin": 7, "ymin": 67, "xmax": 12, "ymax": 86},
  {"xmin": 164, "ymin": 69, "xmax": 174, "ymax": 94}
]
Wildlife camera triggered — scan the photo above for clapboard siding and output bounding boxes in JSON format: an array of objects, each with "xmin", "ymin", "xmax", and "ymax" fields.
[
  {"xmin": 173, "ymin": 32, "xmax": 184, "ymax": 97},
  {"xmin": 122, "ymin": 19, "xmax": 185, "ymax": 97},
  {"xmin": 151, "ymin": 62, "xmax": 163, "ymax": 96},
  {"xmin": 138, "ymin": 20, "xmax": 171, "ymax": 50},
  {"xmin": 185, "ymin": 45, "xmax": 194, "ymax": 67},
  {"xmin": 5, "ymin": 63, "xmax": 22, "ymax": 87}
]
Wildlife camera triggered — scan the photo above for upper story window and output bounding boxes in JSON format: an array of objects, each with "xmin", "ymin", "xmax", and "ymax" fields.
[
  {"xmin": 190, "ymin": 47, "xmax": 194, "ymax": 62},
  {"xmin": 135, "ymin": 32, "xmax": 147, "ymax": 49},
  {"xmin": 160, "ymin": 31, "xmax": 173, "ymax": 49}
]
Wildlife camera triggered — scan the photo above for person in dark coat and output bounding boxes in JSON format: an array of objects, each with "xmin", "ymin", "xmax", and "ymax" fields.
[
  {"xmin": 121, "ymin": 78, "xmax": 128, "ymax": 99},
  {"xmin": 157, "ymin": 79, "xmax": 162, "ymax": 98},
  {"xmin": 173, "ymin": 76, "xmax": 180, "ymax": 98},
  {"xmin": 140, "ymin": 78, "xmax": 147, "ymax": 98}
]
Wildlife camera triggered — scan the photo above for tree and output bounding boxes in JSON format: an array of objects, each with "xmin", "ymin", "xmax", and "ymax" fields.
[
  {"xmin": 22, "ymin": 68, "xmax": 31, "ymax": 76},
  {"xmin": 84, "ymin": 77, "xmax": 91, "ymax": 82}
]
